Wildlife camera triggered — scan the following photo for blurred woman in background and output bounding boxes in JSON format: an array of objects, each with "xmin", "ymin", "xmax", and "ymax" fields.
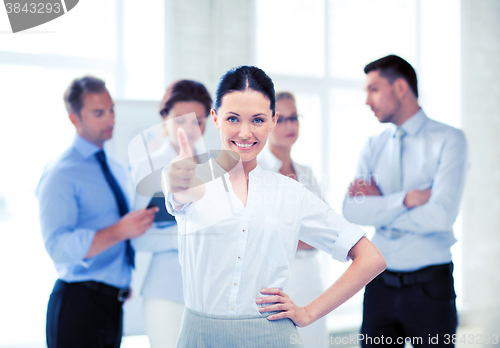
[
  {"xmin": 131, "ymin": 80, "xmax": 212, "ymax": 348},
  {"xmin": 258, "ymin": 91, "xmax": 328, "ymax": 347}
]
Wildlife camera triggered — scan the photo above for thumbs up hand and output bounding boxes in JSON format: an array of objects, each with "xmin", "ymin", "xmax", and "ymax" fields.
[
  {"xmin": 176, "ymin": 126, "xmax": 194, "ymax": 159},
  {"xmin": 161, "ymin": 128, "xmax": 205, "ymax": 204}
]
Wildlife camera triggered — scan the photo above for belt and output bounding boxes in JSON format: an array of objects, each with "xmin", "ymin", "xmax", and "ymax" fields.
[
  {"xmin": 377, "ymin": 263, "xmax": 453, "ymax": 289},
  {"xmin": 78, "ymin": 281, "xmax": 130, "ymax": 302}
]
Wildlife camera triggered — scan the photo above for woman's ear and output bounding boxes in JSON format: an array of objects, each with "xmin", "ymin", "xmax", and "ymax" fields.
[
  {"xmin": 270, "ymin": 111, "xmax": 279, "ymax": 132},
  {"xmin": 211, "ymin": 108, "xmax": 220, "ymax": 130}
]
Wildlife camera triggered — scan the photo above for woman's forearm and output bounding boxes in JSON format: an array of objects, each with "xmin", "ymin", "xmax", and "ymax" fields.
[{"xmin": 303, "ymin": 237, "xmax": 386, "ymax": 325}]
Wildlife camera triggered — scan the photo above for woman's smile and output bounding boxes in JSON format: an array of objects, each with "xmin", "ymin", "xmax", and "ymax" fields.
[{"xmin": 231, "ymin": 140, "xmax": 258, "ymax": 149}]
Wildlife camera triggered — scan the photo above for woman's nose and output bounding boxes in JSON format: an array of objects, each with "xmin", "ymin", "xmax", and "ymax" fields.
[{"xmin": 238, "ymin": 121, "xmax": 252, "ymax": 138}]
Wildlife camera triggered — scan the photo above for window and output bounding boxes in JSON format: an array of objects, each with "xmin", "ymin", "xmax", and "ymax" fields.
[{"xmin": 256, "ymin": 0, "xmax": 325, "ymax": 77}]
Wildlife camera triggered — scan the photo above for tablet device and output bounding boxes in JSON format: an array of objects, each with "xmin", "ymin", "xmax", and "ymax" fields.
[{"xmin": 147, "ymin": 194, "xmax": 176, "ymax": 223}]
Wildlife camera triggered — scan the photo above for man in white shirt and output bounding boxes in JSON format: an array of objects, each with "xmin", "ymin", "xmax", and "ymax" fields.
[{"xmin": 343, "ymin": 55, "xmax": 468, "ymax": 347}]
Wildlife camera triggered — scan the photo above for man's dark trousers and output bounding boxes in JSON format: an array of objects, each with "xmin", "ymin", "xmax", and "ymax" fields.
[
  {"xmin": 361, "ymin": 263, "xmax": 458, "ymax": 348},
  {"xmin": 46, "ymin": 280, "xmax": 123, "ymax": 348}
]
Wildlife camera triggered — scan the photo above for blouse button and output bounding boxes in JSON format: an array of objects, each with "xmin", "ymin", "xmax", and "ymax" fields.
[
  {"xmin": 242, "ymin": 229, "xmax": 245, "ymax": 232},
  {"xmin": 234, "ymin": 282, "xmax": 237, "ymax": 285},
  {"xmin": 237, "ymin": 256, "xmax": 241, "ymax": 259},
  {"xmin": 231, "ymin": 307, "xmax": 234, "ymax": 310}
]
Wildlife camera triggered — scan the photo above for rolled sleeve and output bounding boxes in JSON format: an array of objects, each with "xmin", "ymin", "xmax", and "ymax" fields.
[
  {"xmin": 38, "ymin": 170, "xmax": 98, "ymax": 264},
  {"xmin": 45, "ymin": 228, "xmax": 97, "ymax": 264},
  {"xmin": 330, "ymin": 223, "xmax": 366, "ymax": 262},
  {"xmin": 298, "ymin": 187, "xmax": 365, "ymax": 262}
]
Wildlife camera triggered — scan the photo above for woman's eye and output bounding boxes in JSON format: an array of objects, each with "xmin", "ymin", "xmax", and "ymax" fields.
[
  {"xmin": 227, "ymin": 116, "xmax": 238, "ymax": 122},
  {"xmin": 254, "ymin": 118, "xmax": 264, "ymax": 124}
]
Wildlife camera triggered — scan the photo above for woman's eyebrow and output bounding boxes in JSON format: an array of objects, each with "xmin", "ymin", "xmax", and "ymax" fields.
[{"xmin": 224, "ymin": 111, "xmax": 267, "ymax": 117}]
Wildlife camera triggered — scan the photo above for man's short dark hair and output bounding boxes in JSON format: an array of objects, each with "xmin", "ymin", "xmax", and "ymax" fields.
[
  {"xmin": 364, "ymin": 55, "xmax": 418, "ymax": 98},
  {"xmin": 64, "ymin": 76, "xmax": 107, "ymax": 116}
]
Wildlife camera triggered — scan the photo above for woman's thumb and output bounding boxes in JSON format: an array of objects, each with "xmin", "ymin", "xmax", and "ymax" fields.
[{"xmin": 177, "ymin": 128, "xmax": 193, "ymax": 158}]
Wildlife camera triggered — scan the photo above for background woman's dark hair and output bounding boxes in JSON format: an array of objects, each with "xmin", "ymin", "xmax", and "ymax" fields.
[
  {"xmin": 63, "ymin": 76, "xmax": 107, "ymax": 117},
  {"xmin": 275, "ymin": 91, "xmax": 296, "ymax": 103},
  {"xmin": 160, "ymin": 80, "xmax": 213, "ymax": 118},
  {"xmin": 214, "ymin": 66, "xmax": 276, "ymax": 116},
  {"xmin": 364, "ymin": 55, "xmax": 418, "ymax": 98}
]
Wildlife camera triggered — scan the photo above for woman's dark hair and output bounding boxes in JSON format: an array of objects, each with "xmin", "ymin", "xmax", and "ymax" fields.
[
  {"xmin": 364, "ymin": 55, "xmax": 418, "ymax": 98},
  {"xmin": 63, "ymin": 76, "xmax": 107, "ymax": 117},
  {"xmin": 214, "ymin": 66, "xmax": 276, "ymax": 116},
  {"xmin": 159, "ymin": 80, "xmax": 213, "ymax": 118}
]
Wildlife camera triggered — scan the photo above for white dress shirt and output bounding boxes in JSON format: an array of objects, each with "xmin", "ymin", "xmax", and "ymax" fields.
[
  {"xmin": 167, "ymin": 158, "xmax": 365, "ymax": 316},
  {"xmin": 257, "ymin": 146, "xmax": 324, "ymax": 257},
  {"xmin": 258, "ymin": 147, "xmax": 329, "ymax": 347},
  {"xmin": 343, "ymin": 109, "xmax": 468, "ymax": 271}
]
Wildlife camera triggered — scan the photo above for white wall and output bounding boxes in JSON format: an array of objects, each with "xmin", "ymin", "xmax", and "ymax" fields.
[{"xmin": 461, "ymin": 0, "xmax": 500, "ymax": 338}]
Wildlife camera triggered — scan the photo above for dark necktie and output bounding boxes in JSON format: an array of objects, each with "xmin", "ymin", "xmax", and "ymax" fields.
[{"xmin": 95, "ymin": 150, "xmax": 135, "ymax": 268}]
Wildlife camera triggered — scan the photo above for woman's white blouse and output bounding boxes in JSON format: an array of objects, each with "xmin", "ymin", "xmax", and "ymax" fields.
[{"xmin": 166, "ymin": 159, "xmax": 365, "ymax": 316}]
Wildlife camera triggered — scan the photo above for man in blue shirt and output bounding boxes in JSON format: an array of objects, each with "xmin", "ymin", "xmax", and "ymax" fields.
[
  {"xmin": 343, "ymin": 55, "xmax": 467, "ymax": 347},
  {"xmin": 37, "ymin": 76, "xmax": 157, "ymax": 348}
]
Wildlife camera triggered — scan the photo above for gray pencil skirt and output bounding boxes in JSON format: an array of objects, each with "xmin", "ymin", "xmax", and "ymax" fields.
[{"xmin": 176, "ymin": 307, "xmax": 304, "ymax": 348}]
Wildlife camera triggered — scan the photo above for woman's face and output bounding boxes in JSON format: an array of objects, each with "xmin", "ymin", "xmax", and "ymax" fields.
[
  {"xmin": 269, "ymin": 98, "xmax": 299, "ymax": 149},
  {"xmin": 213, "ymin": 90, "xmax": 277, "ymax": 165},
  {"xmin": 163, "ymin": 101, "xmax": 207, "ymax": 149}
]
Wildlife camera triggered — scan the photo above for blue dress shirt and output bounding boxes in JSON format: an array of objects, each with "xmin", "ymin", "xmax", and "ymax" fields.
[
  {"xmin": 343, "ymin": 109, "xmax": 468, "ymax": 271},
  {"xmin": 36, "ymin": 134, "xmax": 132, "ymax": 288}
]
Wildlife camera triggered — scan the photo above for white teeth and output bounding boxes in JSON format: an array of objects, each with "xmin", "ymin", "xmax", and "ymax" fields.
[{"xmin": 234, "ymin": 142, "xmax": 254, "ymax": 148}]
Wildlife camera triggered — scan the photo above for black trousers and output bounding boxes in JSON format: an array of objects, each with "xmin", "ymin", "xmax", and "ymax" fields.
[
  {"xmin": 46, "ymin": 280, "xmax": 123, "ymax": 348},
  {"xmin": 361, "ymin": 263, "xmax": 458, "ymax": 348}
]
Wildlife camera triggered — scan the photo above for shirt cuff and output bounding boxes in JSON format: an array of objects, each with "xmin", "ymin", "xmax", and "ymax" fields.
[
  {"xmin": 331, "ymin": 223, "xmax": 366, "ymax": 262},
  {"xmin": 79, "ymin": 228, "xmax": 99, "ymax": 266},
  {"xmin": 165, "ymin": 193, "xmax": 193, "ymax": 216}
]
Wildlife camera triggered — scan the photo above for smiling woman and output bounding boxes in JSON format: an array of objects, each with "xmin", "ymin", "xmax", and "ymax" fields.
[
  {"xmin": 213, "ymin": 89, "xmax": 275, "ymax": 168},
  {"xmin": 162, "ymin": 66, "xmax": 386, "ymax": 347},
  {"xmin": 212, "ymin": 66, "xmax": 277, "ymax": 168}
]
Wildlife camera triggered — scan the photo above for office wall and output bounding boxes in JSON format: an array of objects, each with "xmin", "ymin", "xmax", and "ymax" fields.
[
  {"xmin": 461, "ymin": 0, "xmax": 500, "ymax": 339},
  {"xmin": 163, "ymin": 0, "xmax": 254, "ymax": 92}
]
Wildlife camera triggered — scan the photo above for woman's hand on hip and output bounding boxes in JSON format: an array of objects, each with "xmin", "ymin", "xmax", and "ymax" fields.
[{"xmin": 256, "ymin": 288, "xmax": 313, "ymax": 327}]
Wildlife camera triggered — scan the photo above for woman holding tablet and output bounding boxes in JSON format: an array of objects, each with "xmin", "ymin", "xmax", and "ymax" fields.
[
  {"xmin": 131, "ymin": 80, "xmax": 212, "ymax": 348},
  {"xmin": 258, "ymin": 91, "xmax": 328, "ymax": 347},
  {"xmin": 164, "ymin": 66, "xmax": 386, "ymax": 347}
]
